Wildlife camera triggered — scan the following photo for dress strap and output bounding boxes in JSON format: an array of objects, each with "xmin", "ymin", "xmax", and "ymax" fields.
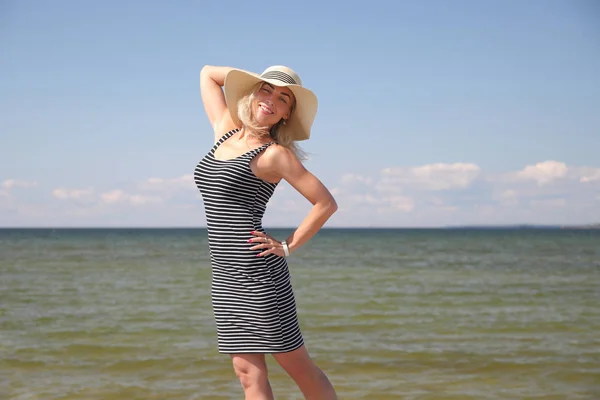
[
  {"xmin": 248, "ymin": 141, "xmax": 275, "ymax": 157},
  {"xmin": 210, "ymin": 129, "xmax": 240, "ymax": 154},
  {"xmin": 244, "ymin": 141, "xmax": 276, "ymax": 166}
]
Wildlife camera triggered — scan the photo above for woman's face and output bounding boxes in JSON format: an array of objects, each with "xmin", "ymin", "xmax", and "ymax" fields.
[{"xmin": 253, "ymin": 82, "xmax": 295, "ymax": 127}]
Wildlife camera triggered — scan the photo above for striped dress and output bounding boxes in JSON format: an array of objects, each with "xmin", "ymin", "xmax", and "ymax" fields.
[{"xmin": 193, "ymin": 129, "xmax": 304, "ymax": 354}]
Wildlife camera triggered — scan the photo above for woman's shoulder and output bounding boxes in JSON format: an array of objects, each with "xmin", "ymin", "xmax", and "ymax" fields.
[
  {"xmin": 264, "ymin": 142, "xmax": 293, "ymax": 159},
  {"xmin": 260, "ymin": 143, "xmax": 302, "ymax": 173}
]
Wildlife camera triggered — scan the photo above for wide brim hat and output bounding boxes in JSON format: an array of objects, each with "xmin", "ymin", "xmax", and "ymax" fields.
[{"xmin": 224, "ymin": 65, "xmax": 318, "ymax": 141}]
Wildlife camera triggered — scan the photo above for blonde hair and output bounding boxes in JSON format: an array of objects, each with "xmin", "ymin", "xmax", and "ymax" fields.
[{"xmin": 237, "ymin": 82, "xmax": 307, "ymax": 161}]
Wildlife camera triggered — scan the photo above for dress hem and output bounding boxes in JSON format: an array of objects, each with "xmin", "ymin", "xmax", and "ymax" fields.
[{"xmin": 218, "ymin": 340, "xmax": 305, "ymax": 355}]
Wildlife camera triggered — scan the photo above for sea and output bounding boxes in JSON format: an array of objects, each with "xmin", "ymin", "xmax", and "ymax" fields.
[{"xmin": 1, "ymin": 227, "xmax": 599, "ymax": 399}]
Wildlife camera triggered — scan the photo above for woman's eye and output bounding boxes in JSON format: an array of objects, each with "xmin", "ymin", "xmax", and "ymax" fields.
[{"xmin": 279, "ymin": 97, "xmax": 287, "ymax": 104}]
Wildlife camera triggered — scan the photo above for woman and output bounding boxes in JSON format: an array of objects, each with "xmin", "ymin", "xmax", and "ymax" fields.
[{"xmin": 194, "ymin": 65, "xmax": 339, "ymax": 399}]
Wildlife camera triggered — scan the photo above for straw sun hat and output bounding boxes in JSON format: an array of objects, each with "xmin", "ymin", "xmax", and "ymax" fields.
[{"xmin": 223, "ymin": 66, "xmax": 318, "ymax": 141}]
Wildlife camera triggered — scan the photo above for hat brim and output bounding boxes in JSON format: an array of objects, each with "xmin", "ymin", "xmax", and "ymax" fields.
[{"xmin": 223, "ymin": 69, "xmax": 318, "ymax": 141}]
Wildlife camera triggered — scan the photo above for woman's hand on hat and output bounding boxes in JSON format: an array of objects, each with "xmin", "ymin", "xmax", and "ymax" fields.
[{"xmin": 249, "ymin": 230, "xmax": 286, "ymax": 257}]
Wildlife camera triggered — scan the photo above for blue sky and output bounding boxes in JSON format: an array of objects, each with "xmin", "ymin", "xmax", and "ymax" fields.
[{"xmin": 2, "ymin": 0, "xmax": 599, "ymax": 227}]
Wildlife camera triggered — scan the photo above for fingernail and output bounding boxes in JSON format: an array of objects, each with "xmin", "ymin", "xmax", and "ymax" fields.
[
  {"xmin": 247, "ymin": 239, "xmax": 252, "ymax": 242},
  {"xmin": 250, "ymin": 231, "xmax": 255, "ymax": 234},
  {"xmin": 256, "ymin": 254, "xmax": 261, "ymax": 257}
]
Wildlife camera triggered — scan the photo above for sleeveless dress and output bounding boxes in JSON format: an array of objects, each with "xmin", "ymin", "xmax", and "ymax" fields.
[{"xmin": 193, "ymin": 129, "xmax": 304, "ymax": 354}]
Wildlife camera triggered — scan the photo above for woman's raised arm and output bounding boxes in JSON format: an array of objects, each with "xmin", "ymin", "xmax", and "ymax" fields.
[{"xmin": 200, "ymin": 65, "xmax": 235, "ymax": 138}]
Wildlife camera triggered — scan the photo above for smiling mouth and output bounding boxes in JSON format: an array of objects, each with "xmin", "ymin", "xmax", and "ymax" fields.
[{"xmin": 259, "ymin": 104, "xmax": 274, "ymax": 115}]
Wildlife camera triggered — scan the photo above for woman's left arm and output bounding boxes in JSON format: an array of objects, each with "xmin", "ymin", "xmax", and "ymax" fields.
[{"xmin": 253, "ymin": 145, "xmax": 338, "ymax": 256}]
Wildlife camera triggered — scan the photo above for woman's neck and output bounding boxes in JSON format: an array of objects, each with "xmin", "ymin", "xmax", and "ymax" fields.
[{"xmin": 239, "ymin": 126, "xmax": 272, "ymax": 143}]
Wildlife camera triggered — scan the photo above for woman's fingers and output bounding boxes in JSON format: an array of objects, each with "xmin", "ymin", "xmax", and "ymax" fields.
[
  {"xmin": 248, "ymin": 231, "xmax": 283, "ymax": 257},
  {"xmin": 249, "ymin": 243, "xmax": 270, "ymax": 250},
  {"xmin": 257, "ymin": 248, "xmax": 276, "ymax": 257},
  {"xmin": 249, "ymin": 231, "xmax": 274, "ymax": 244}
]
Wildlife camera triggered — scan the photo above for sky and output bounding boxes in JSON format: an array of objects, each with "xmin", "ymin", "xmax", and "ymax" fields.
[{"xmin": 1, "ymin": 0, "xmax": 599, "ymax": 228}]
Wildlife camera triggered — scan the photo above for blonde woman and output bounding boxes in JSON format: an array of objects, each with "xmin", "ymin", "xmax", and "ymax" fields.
[{"xmin": 194, "ymin": 65, "xmax": 338, "ymax": 399}]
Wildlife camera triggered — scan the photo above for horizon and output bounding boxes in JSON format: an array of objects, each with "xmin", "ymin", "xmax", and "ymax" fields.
[{"xmin": 2, "ymin": 223, "xmax": 599, "ymax": 230}]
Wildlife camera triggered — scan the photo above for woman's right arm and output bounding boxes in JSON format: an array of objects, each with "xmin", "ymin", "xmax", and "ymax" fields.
[{"xmin": 200, "ymin": 65, "xmax": 236, "ymax": 140}]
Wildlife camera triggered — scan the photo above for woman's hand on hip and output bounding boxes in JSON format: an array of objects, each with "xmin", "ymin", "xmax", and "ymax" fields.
[{"xmin": 248, "ymin": 231, "xmax": 286, "ymax": 258}]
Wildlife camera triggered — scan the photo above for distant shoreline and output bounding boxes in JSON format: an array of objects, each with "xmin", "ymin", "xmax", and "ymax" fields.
[{"xmin": 1, "ymin": 225, "xmax": 599, "ymax": 230}]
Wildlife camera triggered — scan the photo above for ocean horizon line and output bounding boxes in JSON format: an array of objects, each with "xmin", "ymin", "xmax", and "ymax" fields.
[{"xmin": 1, "ymin": 224, "xmax": 598, "ymax": 230}]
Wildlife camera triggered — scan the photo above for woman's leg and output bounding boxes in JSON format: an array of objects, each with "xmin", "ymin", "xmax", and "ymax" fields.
[
  {"xmin": 230, "ymin": 353, "xmax": 274, "ymax": 400},
  {"xmin": 272, "ymin": 345, "xmax": 337, "ymax": 400}
]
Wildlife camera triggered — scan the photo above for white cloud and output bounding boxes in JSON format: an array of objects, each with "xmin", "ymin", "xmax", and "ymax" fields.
[
  {"xmin": 326, "ymin": 160, "xmax": 599, "ymax": 227},
  {"xmin": 138, "ymin": 174, "xmax": 196, "ymax": 192},
  {"xmin": 328, "ymin": 164, "xmax": 485, "ymax": 220},
  {"xmin": 327, "ymin": 183, "xmax": 414, "ymax": 213},
  {"xmin": 49, "ymin": 174, "xmax": 195, "ymax": 208},
  {"xmin": 492, "ymin": 188, "xmax": 519, "ymax": 206},
  {"xmin": 381, "ymin": 195, "xmax": 415, "ymax": 212},
  {"xmin": 515, "ymin": 161, "xmax": 568, "ymax": 185},
  {"xmin": 100, "ymin": 189, "xmax": 126, "ymax": 204},
  {"xmin": 579, "ymin": 167, "xmax": 600, "ymax": 183},
  {"xmin": 348, "ymin": 193, "xmax": 381, "ymax": 206},
  {"xmin": 379, "ymin": 163, "xmax": 481, "ymax": 192},
  {"xmin": 100, "ymin": 190, "xmax": 162, "ymax": 206},
  {"xmin": 2, "ymin": 179, "xmax": 38, "ymax": 190},
  {"xmin": 129, "ymin": 195, "xmax": 162, "ymax": 206},
  {"xmin": 501, "ymin": 189, "xmax": 518, "ymax": 200},
  {"xmin": 52, "ymin": 187, "xmax": 95, "ymax": 200},
  {"xmin": 0, "ymin": 179, "xmax": 39, "ymax": 206},
  {"xmin": 340, "ymin": 173, "xmax": 373, "ymax": 185},
  {"xmin": 505, "ymin": 161, "xmax": 600, "ymax": 187}
]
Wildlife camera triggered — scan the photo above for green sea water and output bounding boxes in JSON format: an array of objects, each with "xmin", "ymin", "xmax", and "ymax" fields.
[{"xmin": 1, "ymin": 228, "xmax": 599, "ymax": 399}]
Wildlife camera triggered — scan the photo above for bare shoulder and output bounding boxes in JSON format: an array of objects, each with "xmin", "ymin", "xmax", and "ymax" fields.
[
  {"xmin": 260, "ymin": 144, "xmax": 304, "ymax": 173},
  {"xmin": 255, "ymin": 144, "xmax": 309, "ymax": 184}
]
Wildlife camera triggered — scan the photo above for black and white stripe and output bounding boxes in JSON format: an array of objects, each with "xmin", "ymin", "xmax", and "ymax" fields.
[
  {"xmin": 261, "ymin": 70, "xmax": 298, "ymax": 85},
  {"xmin": 194, "ymin": 129, "xmax": 304, "ymax": 354}
]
